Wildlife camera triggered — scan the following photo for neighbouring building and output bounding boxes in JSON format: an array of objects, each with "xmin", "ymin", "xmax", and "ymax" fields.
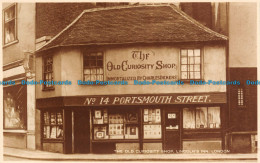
[
  {"xmin": 2, "ymin": 3, "xmax": 36, "ymax": 150},
  {"xmin": 180, "ymin": 2, "xmax": 258, "ymax": 153},
  {"xmin": 35, "ymin": 4, "xmax": 228, "ymax": 154},
  {"xmin": 226, "ymin": 3, "xmax": 257, "ymax": 153}
]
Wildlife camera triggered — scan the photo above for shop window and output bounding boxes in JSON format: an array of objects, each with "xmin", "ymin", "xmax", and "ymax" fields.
[
  {"xmin": 183, "ymin": 107, "xmax": 220, "ymax": 129},
  {"xmin": 180, "ymin": 49, "xmax": 201, "ymax": 80},
  {"xmin": 3, "ymin": 3, "xmax": 17, "ymax": 45},
  {"xmin": 3, "ymin": 85, "xmax": 27, "ymax": 129},
  {"xmin": 93, "ymin": 109, "xmax": 139, "ymax": 140},
  {"xmin": 43, "ymin": 56, "xmax": 54, "ymax": 90},
  {"xmin": 143, "ymin": 108, "xmax": 162, "ymax": 139},
  {"xmin": 83, "ymin": 52, "xmax": 104, "ymax": 82},
  {"xmin": 43, "ymin": 111, "xmax": 63, "ymax": 139},
  {"xmin": 237, "ymin": 88, "xmax": 244, "ymax": 106}
]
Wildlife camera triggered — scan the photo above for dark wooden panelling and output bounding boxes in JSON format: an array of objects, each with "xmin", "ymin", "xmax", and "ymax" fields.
[{"xmin": 228, "ymin": 68, "xmax": 257, "ymax": 132}]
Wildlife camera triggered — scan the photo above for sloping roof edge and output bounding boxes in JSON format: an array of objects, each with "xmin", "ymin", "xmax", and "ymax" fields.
[
  {"xmin": 36, "ymin": 4, "xmax": 228, "ymax": 53},
  {"xmin": 169, "ymin": 5, "xmax": 228, "ymax": 40}
]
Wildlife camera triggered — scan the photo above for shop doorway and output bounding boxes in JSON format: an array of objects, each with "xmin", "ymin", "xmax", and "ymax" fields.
[
  {"xmin": 164, "ymin": 110, "xmax": 181, "ymax": 152},
  {"xmin": 74, "ymin": 109, "xmax": 90, "ymax": 153}
]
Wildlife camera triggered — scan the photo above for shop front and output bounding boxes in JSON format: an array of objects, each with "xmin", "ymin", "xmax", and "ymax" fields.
[
  {"xmin": 37, "ymin": 93, "xmax": 226, "ymax": 154},
  {"xmin": 35, "ymin": 4, "xmax": 228, "ymax": 154}
]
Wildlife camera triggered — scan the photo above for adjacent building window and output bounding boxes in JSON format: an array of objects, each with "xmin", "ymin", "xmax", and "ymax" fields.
[
  {"xmin": 183, "ymin": 107, "xmax": 220, "ymax": 129},
  {"xmin": 3, "ymin": 3, "xmax": 17, "ymax": 45},
  {"xmin": 3, "ymin": 85, "xmax": 27, "ymax": 129},
  {"xmin": 237, "ymin": 88, "xmax": 244, "ymax": 106},
  {"xmin": 83, "ymin": 52, "xmax": 104, "ymax": 81},
  {"xmin": 43, "ymin": 56, "xmax": 54, "ymax": 89},
  {"xmin": 43, "ymin": 111, "xmax": 63, "ymax": 139},
  {"xmin": 180, "ymin": 49, "xmax": 201, "ymax": 80}
]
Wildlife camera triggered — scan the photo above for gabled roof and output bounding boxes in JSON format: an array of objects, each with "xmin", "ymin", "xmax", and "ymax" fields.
[{"xmin": 37, "ymin": 4, "xmax": 228, "ymax": 52}]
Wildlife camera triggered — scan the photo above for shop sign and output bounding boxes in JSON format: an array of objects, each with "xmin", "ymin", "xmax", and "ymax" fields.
[
  {"xmin": 61, "ymin": 93, "xmax": 226, "ymax": 106},
  {"xmin": 105, "ymin": 49, "xmax": 178, "ymax": 81}
]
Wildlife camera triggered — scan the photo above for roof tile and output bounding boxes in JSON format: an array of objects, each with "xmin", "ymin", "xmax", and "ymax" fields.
[{"xmin": 38, "ymin": 5, "xmax": 227, "ymax": 52}]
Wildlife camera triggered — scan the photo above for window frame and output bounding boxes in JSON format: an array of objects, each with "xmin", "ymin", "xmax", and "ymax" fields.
[
  {"xmin": 3, "ymin": 3, "xmax": 18, "ymax": 47},
  {"xmin": 237, "ymin": 86, "xmax": 246, "ymax": 108},
  {"xmin": 42, "ymin": 55, "xmax": 54, "ymax": 91},
  {"xmin": 42, "ymin": 110, "xmax": 64, "ymax": 140},
  {"xmin": 92, "ymin": 108, "xmax": 140, "ymax": 140},
  {"xmin": 82, "ymin": 51, "xmax": 104, "ymax": 83},
  {"xmin": 183, "ymin": 106, "xmax": 221, "ymax": 130},
  {"xmin": 3, "ymin": 84, "xmax": 27, "ymax": 130},
  {"xmin": 179, "ymin": 47, "xmax": 203, "ymax": 81}
]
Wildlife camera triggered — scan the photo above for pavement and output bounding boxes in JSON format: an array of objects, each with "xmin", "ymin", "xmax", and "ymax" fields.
[{"xmin": 3, "ymin": 147, "xmax": 258, "ymax": 161}]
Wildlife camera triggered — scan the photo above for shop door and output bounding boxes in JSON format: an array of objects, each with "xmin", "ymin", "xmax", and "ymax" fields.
[
  {"xmin": 74, "ymin": 109, "xmax": 90, "ymax": 153},
  {"xmin": 164, "ymin": 110, "xmax": 181, "ymax": 152}
]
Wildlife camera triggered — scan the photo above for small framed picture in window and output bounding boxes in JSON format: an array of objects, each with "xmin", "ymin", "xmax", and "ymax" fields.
[
  {"xmin": 95, "ymin": 110, "xmax": 102, "ymax": 119},
  {"xmin": 127, "ymin": 113, "xmax": 138, "ymax": 123},
  {"xmin": 96, "ymin": 131, "xmax": 105, "ymax": 139}
]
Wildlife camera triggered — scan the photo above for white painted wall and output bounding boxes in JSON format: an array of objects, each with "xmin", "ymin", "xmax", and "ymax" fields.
[
  {"xmin": 36, "ymin": 44, "xmax": 226, "ymax": 99},
  {"xmin": 229, "ymin": 2, "xmax": 257, "ymax": 67}
]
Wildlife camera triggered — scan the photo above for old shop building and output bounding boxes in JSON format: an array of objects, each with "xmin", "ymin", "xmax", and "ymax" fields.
[{"xmin": 35, "ymin": 5, "xmax": 228, "ymax": 154}]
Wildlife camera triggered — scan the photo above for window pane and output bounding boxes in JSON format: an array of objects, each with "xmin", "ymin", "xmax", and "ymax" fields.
[
  {"xmin": 50, "ymin": 113, "xmax": 56, "ymax": 125},
  {"xmin": 91, "ymin": 68, "xmax": 97, "ymax": 74},
  {"xmin": 84, "ymin": 59, "xmax": 90, "ymax": 67},
  {"xmin": 4, "ymin": 21, "xmax": 15, "ymax": 44},
  {"xmin": 50, "ymin": 126, "xmax": 57, "ymax": 138},
  {"xmin": 189, "ymin": 56, "xmax": 194, "ymax": 64},
  {"xmin": 84, "ymin": 75, "xmax": 90, "ymax": 81},
  {"xmin": 188, "ymin": 50, "xmax": 193, "ymax": 56},
  {"xmin": 181, "ymin": 72, "xmax": 187, "ymax": 79},
  {"xmin": 189, "ymin": 65, "xmax": 194, "ymax": 71},
  {"xmin": 89, "ymin": 60, "xmax": 96, "ymax": 67},
  {"xmin": 208, "ymin": 107, "xmax": 221, "ymax": 128},
  {"xmin": 91, "ymin": 74, "xmax": 96, "ymax": 81},
  {"xmin": 44, "ymin": 126, "xmax": 51, "ymax": 138},
  {"xmin": 189, "ymin": 72, "xmax": 194, "ymax": 79},
  {"xmin": 183, "ymin": 108, "xmax": 195, "ymax": 129},
  {"xmin": 84, "ymin": 69, "xmax": 90, "ymax": 75},
  {"xmin": 44, "ymin": 112, "xmax": 49, "ymax": 124},
  {"xmin": 100, "ymin": 75, "xmax": 104, "ymax": 81},
  {"xmin": 181, "ymin": 65, "xmax": 187, "ymax": 71},
  {"xmin": 48, "ymin": 65, "xmax": 52, "ymax": 71},
  {"xmin": 97, "ymin": 60, "xmax": 103, "ymax": 67},
  {"xmin": 45, "ymin": 74, "xmax": 49, "ymax": 81},
  {"xmin": 196, "ymin": 107, "xmax": 207, "ymax": 128},
  {"xmin": 97, "ymin": 52, "xmax": 102, "ymax": 56},
  {"xmin": 194, "ymin": 65, "xmax": 200, "ymax": 71},
  {"xmin": 181, "ymin": 57, "xmax": 187, "ymax": 64},
  {"xmin": 194, "ymin": 72, "xmax": 201, "ymax": 79},
  {"xmin": 4, "ymin": 6, "xmax": 15, "ymax": 21},
  {"xmin": 57, "ymin": 126, "xmax": 63, "ymax": 138},
  {"xmin": 96, "ymin": 75, "xmax": 101, "ymax": 80},
  {"xmin": 195, "ymin": 57, "xmax": 200, "ymax": 64},
  {"xmin": 194, "ymin": 49, "xmax": 200, "ymax": 56},
  {"xmin": 48, "ymin": 73, "xmax": 52, "ymax": 81},
  {"xmin": 98, "ymin": 68, "xmax": 104, "ymax": 74},
  {"xmin": 181, "ymin": 50, "xmax": 187, "ymax": 57}
]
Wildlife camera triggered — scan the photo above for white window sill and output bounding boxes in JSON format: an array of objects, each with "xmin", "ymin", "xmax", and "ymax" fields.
[
  {"xmin": 3, "ymin": 130, "xmax": 27, "ymax": 134},
  {"xmin": 3, "ymin": 39, "xmax": 19, "ymax": 48}
]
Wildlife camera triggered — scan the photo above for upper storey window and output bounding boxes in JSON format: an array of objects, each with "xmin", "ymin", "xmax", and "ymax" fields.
[
  {"xmin": 3, "ymin": 3, "xmax": 17, "ymax": 45},
  {"xmin": 43, "ymin": 56, "xmax": 54, "ymax": 90},
  {"xmin": 83, "ymin": 52, "xmax": 104, "ymax": 82},
  {"xmin": 180, "ymin": 49, "xmax": 201, "ymax": 80}
]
